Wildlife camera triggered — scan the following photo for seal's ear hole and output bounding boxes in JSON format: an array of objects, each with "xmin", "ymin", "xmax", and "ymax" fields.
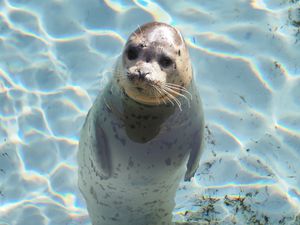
[
  {"xmin": 159, "ymin": 55, "xmax": 173, "ymax": 68},
  {"xmin": 127, "ymin": 47, "xmax": 139, "ymax": 60}
]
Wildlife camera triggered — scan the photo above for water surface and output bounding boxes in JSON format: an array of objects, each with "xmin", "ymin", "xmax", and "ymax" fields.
[{"xmin": 0, "ymin": 0, "xmax": 300, "ymax": 224}]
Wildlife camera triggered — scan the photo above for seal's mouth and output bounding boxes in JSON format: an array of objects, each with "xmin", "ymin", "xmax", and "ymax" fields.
[
  {"xmin": 136, "ymin": 87, "xmax": 144, "ymax": 92},
  {"xmin": 123, "ymin": 72, "xmax": 163, "ymax": 104},
  {"xmin": 127, "ymin": 71, "xmax": 150, "ymax": 82},
  {"xmin": 126, "ymin": 71, "xmax": 156, "ymax": 91}
]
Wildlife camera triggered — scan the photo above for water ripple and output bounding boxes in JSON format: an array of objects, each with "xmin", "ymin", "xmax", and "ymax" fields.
[{"xmin": 0, "ymin": 0, "xmax": 299, "ymax": 224}]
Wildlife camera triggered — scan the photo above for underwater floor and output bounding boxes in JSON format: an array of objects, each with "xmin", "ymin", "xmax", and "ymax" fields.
[{"xmin": 0, "ymin": 0, "xmax": 300, "ymax": 224}]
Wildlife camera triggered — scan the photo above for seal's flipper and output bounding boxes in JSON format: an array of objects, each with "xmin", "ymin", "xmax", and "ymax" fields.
[
  {"xmin": 81, "ymin": 109, "xmax": 111, "ymax": 179},
  {"xmin": 184, "ymin": 129, "xmax": 204, "ymax": 181},
  {"xmin": 92, "ymin": 122, "xmax": 111, "ymax": 179}
]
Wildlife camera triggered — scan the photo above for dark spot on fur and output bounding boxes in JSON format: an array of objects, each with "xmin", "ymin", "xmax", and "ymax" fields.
[
  {"xmin": 113, "ymin": 201, "xmax": 123, "ymax": 205},
  {"xmin": 165, "ymin": 158, "xmax": 171, "ymax": 166},
  {"xmin": 144, "ymin": 200, "xmax": 157, "ymax": 206},
  {"xmin": 130, "ymin": 124, "xmax": 135, "ymax": 129},
  {"xmin": 112, "ymin": 126, "xmax": 117, "ymax": 132},
  {"xmin": 127, "ymin": 157, "xmax": 134, "ymax": 169},
  {"xmin": 162, "ymin": 140, "xmax": 173, "ymax": 149},
  {"xmin": 116, "ymin": 164, "xmax": 122, "ymax": 172},
  {"xmin": 99, "ymin": 184, "xmax": 105, "ymax": 191},
  {"xmin": 178, "ymin": 50, "xmax": 181, "ymax": 56},
  {"xmin": 114, "ymin": 134, "xmax": 126, "ymax": 146}
]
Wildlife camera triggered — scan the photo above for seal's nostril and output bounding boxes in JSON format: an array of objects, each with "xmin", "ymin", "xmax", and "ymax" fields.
[
  {"xmin": 139, "ymin": 73, "xmax": 146, "ymax": 79},
  {"xmin": 127, "ymin": 72, "xmax": 134, "ymax": 81},
  {"xmin": 139, "ymin": 72, "xmax": 150, "ymax": 80},
  {"xmin": 127, "ymin": 72, "xmax": 148, "ymax": 80}
]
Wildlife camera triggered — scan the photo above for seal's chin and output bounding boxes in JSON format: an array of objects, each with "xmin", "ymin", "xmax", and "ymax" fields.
[{"xmin": 124, "ymin": 85, "xmax": 161, "ymax": 106}]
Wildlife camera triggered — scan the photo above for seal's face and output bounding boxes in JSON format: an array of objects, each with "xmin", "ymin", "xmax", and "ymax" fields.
[{"xmin": 119, "ymin": 22, "xmax": 192, "ymax": 106}]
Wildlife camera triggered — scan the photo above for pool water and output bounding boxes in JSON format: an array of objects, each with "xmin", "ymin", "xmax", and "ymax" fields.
[{"xmin": 0, "ymin": 0, "xmax": 300, "ymax": 224}]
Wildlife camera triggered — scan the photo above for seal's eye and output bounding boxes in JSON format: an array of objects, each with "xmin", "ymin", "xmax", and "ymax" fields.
[
  {"xmin": 159, "ymin": 56, "xmax": 173, "ymax": 68},
  {"xmin": 127, "ymin": 47, "xmax": 139, "ymax": 60}
]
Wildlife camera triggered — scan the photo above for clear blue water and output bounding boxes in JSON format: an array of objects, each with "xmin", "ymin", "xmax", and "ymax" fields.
[{"xmin": 0, "ymin": 0, "xmax": 300, "ymax": 224}]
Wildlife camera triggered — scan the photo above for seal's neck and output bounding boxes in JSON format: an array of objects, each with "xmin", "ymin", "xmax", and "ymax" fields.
[
  {"xmin": 105, "ymin": 80, "xmax": 178, "ymax": 143},
  {"xmin": 104, "ymin": 78, "xmax": 196, "ymax": 143}
]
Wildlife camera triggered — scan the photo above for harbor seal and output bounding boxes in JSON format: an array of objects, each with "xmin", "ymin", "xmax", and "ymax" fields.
[{"xmin": 77, "ymin": 22, "xmax": 204, "ymax": 225}]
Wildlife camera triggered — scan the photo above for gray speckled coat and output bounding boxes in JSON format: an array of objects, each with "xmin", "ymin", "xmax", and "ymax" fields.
[{"xmin": 78, "ymin": 76, "xmax": 204, "ymax": 225}]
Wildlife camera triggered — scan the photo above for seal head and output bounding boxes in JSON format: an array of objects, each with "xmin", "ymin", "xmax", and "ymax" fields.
[{"xmin": 118, "ymin": 22, "xmax": 193, "ymax": 106}]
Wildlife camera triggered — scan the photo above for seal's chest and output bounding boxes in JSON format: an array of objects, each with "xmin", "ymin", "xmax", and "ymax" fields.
[{"xmin": 105, "ymin": 115, "xmax": 192, "ymax": 173}]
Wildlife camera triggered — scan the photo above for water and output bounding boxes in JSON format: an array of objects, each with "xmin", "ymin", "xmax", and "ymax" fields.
[{"xmin": 0, "ymin": 0, "xmax": 299, "ymax": 224}]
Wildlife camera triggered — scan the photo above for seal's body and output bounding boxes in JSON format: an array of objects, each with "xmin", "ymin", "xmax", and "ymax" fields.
[{"xmin": 78, "ymin": 22, "xmax": 204, "ymax": 225}]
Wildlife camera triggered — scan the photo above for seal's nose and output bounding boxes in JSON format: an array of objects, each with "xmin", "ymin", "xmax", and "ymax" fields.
[
  {"xmin": 138, "ymin": 70, "xmax": 145, "ymax": 79},
  {"xmin": 137, "ymin": 70, "xmax": 149, "ymax": 80},
  {"xmin": 127, "ymin": 68, "xmax": 150, "ymax": 81}
]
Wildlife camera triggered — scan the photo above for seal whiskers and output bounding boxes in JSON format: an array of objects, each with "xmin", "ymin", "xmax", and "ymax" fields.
[
  {"xmin": 152, "ymin": 84, "xmax": 176, "ymax": 106},
  {"xmin": 165, "ymin": 83, "xmax": 193, "ymax": 100},
  {"xmin": 153, "ymin": 84, "xmax": 176, "ymax": 106},
  {"xmin": 160, "ymin": 88, "xmax": 182, "ymax": 111},
  {"xmin": 151, "ymin": 84, "xmax": 168, "ymax": 105},
  {"xmin": 163, "ymin": 85, "xmax": 191, "ymax": 108}
]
